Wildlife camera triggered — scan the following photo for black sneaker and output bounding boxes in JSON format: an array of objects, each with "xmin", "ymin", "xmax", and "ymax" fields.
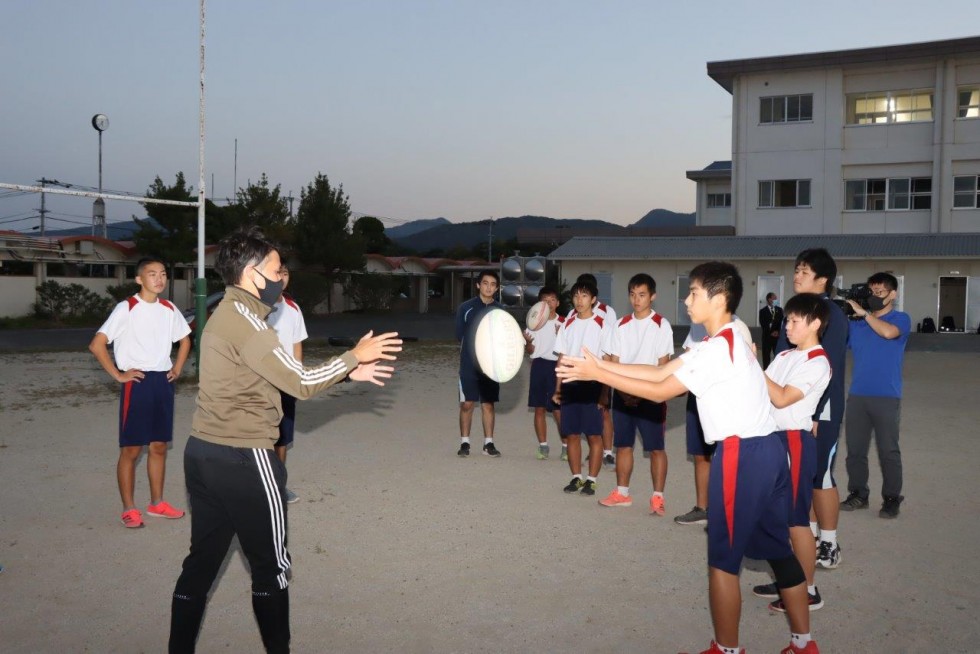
[
  {"xmin": 457, "ymin": 442, "xmax": 470, "ymax": 457},
  {"xmin": 815, "ymin": 540, "xmax": 842, "ymax": 569},
  {"xmin": 483, "ymin": 442, "xmax": 501, "ymax": 457},
  {"xmin": 580, "ymin": 480, "xmax": 596, "ymax": 496},
  {"xmin": 768, "ymin": 587, "xmax": 824, "ymax": 612},
  {"xmin": 840, "ymin": 491, "xmax": 869, "ymax": 511},
  {"xmin": 674, "ymin": 506, "xmax": 709, "ymax": 525},
  {"xmin": 879, "ymin": 495, "xmax": 904, "ymax": 519},
  {"xmin": 563, "ymin": 477, "xmax": 584, "ymax": 493},
  {"xmin": 602, "ymin": 453, "xmax": 616, "ymax": 470},
  {"xmin": 752, "ymin": 582, "xmax": 779, "ymax": 599}
]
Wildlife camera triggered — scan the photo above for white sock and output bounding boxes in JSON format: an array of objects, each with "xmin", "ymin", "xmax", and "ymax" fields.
[
  {"xmin": 460, "ymin": 437, "xmax": 470, "ymax": 444},
  {"xmin": 719, "ymin": 645, "xmax": 740, "ymax": 654},
  {"xmin": 484, "ymin": 438, "xmax": 493, "ymax": 445},
  {"xmin": 791, "ymin": 633, "xmax": 811, "ymax": 648},
  {"xmin": 617, "ymin": 486, "xmax": 630, "ymax": 496},
  {"xmin": 820, "ymin": 529, "xmax": 837, "ymax": 547},
  {"xmin": 807, "ymin": 584, "xmax": 816, "ymax": 595},
  {"xmin": 810, "ymin": 521, "xmax": 819, "ymax": 538},
  {"xmin": 573, "ymin": 474, "xmax": 583, "ymax": 480},
  {"xmin": 652, "ymin": 491, "xmax": 664, "ymax": 499},
  {"xmin": 586, "ymin": 476, "xmax": 597, "ymax": 483},
  {"xmin": 603, "ymin": 449, "xmax": 613, "ymax": 457}
]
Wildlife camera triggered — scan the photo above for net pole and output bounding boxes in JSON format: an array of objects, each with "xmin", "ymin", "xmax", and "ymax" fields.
[{"xmin": 194, "ymin": 0, "xmax": 208, "ymax": 372}]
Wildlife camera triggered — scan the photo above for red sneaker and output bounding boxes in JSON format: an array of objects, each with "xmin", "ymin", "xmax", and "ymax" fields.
[
  {"xmin": 780, "ymin": 642, "xmax": 819, "ymax": 654},
  {"xmin": 679, "ymin": 640, "xmax": 745, "ymax": 654},
  {"xmin": 598, "ymin": 490, "xmax": 632, "ymax": 507},
  {"xmin": 146, "ymin": 501, "xmax": 185, "ymax": 519},
  {"xmin": 649, "ymin": 494, "xmax": 666, "ymax": 516},
  {"xmin": 121, "ymin": 508, "xmax": 144, "ymax": 529}
]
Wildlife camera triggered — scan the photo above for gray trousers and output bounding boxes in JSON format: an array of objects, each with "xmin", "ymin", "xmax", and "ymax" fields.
[{"xmin": 844, "ymin": 395, "xmax": 903, "ymax": 499}]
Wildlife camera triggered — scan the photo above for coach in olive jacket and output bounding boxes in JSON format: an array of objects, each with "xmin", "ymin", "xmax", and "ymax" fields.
[{"xmin": 169, "ymin": 227, "xmax": 401, "ymax": 654}]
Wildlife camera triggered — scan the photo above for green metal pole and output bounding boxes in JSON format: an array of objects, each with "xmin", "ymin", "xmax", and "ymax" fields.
[{"xmin": 194, "ymin": 276, "xmax": 207, "ymax": 372}]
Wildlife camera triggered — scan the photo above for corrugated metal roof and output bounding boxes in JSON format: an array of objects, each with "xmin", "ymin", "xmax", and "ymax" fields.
[{"xmin": 548, "ymin": 233, "xmax": 980, "ymax": 261}]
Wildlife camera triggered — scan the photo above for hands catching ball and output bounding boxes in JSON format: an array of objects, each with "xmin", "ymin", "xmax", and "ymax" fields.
[
  {"xmin": 350, "ymin": 330, "xmax": 403, "ymax": 387},
  {"xmin": 555, "ymin": 347, "xmax": 603, "ymax": 383}
]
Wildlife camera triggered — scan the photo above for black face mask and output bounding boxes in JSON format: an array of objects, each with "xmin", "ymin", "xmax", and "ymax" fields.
[
  {"xmin": 867, "ymin": 295, "xmax": 889, "ymax": 312},
  {"xmin": 253, "ymin": 269, "xmax": 284, "ymax": 307}
]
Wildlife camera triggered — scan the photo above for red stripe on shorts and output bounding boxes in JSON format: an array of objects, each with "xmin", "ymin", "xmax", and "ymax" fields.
[
  {"xmin": 121, "ymin": 381, "xmax": 133, "ymax": 431},
  {"xmin": 787, "ymin": 429, "xmax": 802, "ymax": 505},
  {"xmin": 722, "ymin": 436, "xmax": 740, "ymax": 547}
]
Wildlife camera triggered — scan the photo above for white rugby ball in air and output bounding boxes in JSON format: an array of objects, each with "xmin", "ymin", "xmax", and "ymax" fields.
[
  {"xmin": 525, "ymin": 300, "xmax": 549, "ymax": 332},
  {"xmin": 474, "ymin": 308, "xmax": 525, "ymax": 383}
]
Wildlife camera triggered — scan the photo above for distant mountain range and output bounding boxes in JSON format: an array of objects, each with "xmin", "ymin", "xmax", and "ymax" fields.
[{"xmin": 385, "ymin": 210, "xmax": 695, "ymax": 253}]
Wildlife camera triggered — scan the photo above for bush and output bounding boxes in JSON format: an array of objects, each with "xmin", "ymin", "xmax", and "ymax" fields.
[
  {"xmin": 287, "ymin": 270, "xmax": 331, "ymax": 313},
  {"xmin": 105, "ymin": 282, "xmax": 140, "ymax": 303},
  {"xmin": 343, "ymin": 272, "xmax": 401, "ymax": 311},
  {"xmin": 34, "ymin": 280, "xmax": 114, "ymax": 323}
]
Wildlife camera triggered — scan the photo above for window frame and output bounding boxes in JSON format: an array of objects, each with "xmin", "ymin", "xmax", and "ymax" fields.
[
  {"xmin": 846, "ymin": 89, "xmax": 934, "ymax": 125},
  {"xmin": 957, "ymin": 87, "xmax": 980, "ymax": 119},
  {"xmin": 843, "ymin": 177, "xmax": 932, "ymax": 212},
  {"xmin": 953, "ymin": 175, "xmax": 980, "ymax": 209},
  {"xmin": 758, "ymin": 179, "xmax": 811, "ymax": 209},
  {"xmin": 706, "ymin": 192, "xmax": 732, "ymax": 208},
  {"xmin": 759, "ymin": 94, "xmax": 814, "ymax": 125}
]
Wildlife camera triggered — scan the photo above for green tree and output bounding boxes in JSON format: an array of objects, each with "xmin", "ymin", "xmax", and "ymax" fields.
[
  {"xmin": 222, "ymin": 174, "xmax": 294, "ymax": 253},
  {"xmin": 352, "ymin": 215, "xmax": 393, "ymax": 254},
  {"xmin": 293, "ymin": 173, "xmax": 365, "ymax": 312},
  {"xmin": 133, "ymin": 173, "xmax": 198, "ymax": 300}
]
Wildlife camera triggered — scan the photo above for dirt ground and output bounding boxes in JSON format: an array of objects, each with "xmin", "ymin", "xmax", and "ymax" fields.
[{"xmin": 0, "ymin": 343, "xmax": 977, "ymax": 653}]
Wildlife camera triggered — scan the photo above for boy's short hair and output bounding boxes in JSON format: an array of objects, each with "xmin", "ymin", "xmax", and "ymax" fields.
[
  {"xmin": 570, "ymin": 281, "xmax": 597, "ymax": 299},
  {"xmin": 766, "ymin": 292, "xmax": 777, "ymax": 301},
  {"xmin": 477, "ymin": 269, "xmax": 500, "ymax": 285},
  {"xmin": 576, "ymin": 273, "xmax": 598, "ymax": 286},
  {"xmin": 538, "ymin": 286, "xmax": 558, "ymax": 301},
  {"xmin": 135, "ymin": 256, "xmax": 166, "ymax": 277},
  {"xmin": 689, "ymin": 261, "xmax": 742, "ymax": 314},
  {"xmin": 628, "ymin": 273, "xmax": 656, "ymax": 294},
  {"xmin": 868, "ymin": 272, "xmax": 898, "ymax": 291},
  {"xmin": 214, "ymin": 226, "xmax": 278, "ymax": 286},
  {"xmin": 783, "ymin": 292, "xmax": 829, "ymax": 338},
  {"xmin": 795, "ymin": 248, "xmax": 837, "ymax": 293}
]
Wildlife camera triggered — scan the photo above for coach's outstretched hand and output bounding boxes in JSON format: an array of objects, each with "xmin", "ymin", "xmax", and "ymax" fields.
[
  {"xmin": 350, "ymin": 362, "xmax": 396, "ymax": 386},
  {"xmin": 556, "ymin": 347, "xmax": 602, "ymax": 383},
  {"xmin": 352, "ymin": 331, "xmax": 403, "ymax": 363}
]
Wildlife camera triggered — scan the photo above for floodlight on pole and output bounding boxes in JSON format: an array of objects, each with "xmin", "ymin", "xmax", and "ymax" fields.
[
  {"xmin": 194, "ymin": 0, "xmax": 208, "ymax": 371},
  {"xmin": 92, "ymin": 114, "xmax": 108, "ymax": 238}
]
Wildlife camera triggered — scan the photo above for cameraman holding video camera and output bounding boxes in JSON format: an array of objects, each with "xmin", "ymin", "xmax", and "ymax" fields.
[{"xmin": 841, "ymin": 272, "xmax": 911, "ymax": 519}]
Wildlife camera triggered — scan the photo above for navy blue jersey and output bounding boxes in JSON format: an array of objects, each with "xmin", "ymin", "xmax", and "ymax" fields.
[{"xmin": 776, "ymin": 293, "xmax": 848, "ymax": 425}]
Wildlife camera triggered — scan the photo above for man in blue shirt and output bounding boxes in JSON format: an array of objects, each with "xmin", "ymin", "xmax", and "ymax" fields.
[
  {"xmin": 455, "ymin": 270, "xmax": 505, "ymax": 457},
  {"xmin": 841, "ymin": 272, "xmax": 911, "ymax": 519}
]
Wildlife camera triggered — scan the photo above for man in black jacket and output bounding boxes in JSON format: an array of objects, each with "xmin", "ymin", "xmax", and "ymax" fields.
[{"xmin": 758, "ymin": 292, "xmax": 783, "ymax": 368}]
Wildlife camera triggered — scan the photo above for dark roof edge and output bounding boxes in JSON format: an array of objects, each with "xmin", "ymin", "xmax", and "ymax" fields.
[{"xmin": 707, "ymin": 35, "xmax": 980, "ymax": 93}]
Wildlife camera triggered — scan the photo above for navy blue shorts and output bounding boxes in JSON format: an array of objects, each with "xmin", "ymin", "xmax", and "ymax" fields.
[
  {"xmin": 119, "ymin": 371, "xmax": 175, "ymax": 447},
  {"xmin": 685, "ymin": 393, "xmax": 715, "ymax": 457},
  {"xmin": 559, "ymin": 382, "xmax": 603, "ymax": 437},
  {"xmin": 527, "ymin": 358, "xmax": 559, "ymax": 410},
  {"xmin": 458, "ymin": 362, "xmax": 499, "ymax": 403},
  {"xmin": 612, "ymin": 392, "xmax": 665, "ymax": 451},
  {"xmin": 778, "ymin": 429, "xmax": 816, "ymax": 528},
  {"xmin": 813, "ymin": 419, "xmax": 841, "ymax": 490},
  {"xmin": 275, "ymin": 392, "xmax": 297, "ymax": 447},
  {"xmin": 706, "ymin": 434, "xmax": 794, "ymax": 574}
]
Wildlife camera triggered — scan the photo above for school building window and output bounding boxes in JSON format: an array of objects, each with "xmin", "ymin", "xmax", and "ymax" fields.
[
  {"xmin": 958, "ymin": 87, "xmax": 980, "ymax": 119},
  {"xmin": 953, "ymin": 175, "xmax": 980, "ymax": 209},
  {"xmin": 760, "ymin": 94, "xmax": 813, "ymax": 124},
  {"xmin": 706, "ymin": 193, "xmax": 731, "ymax": 208},
  {"xmin": 844, "ymin": 177, "xmax": 931, "ymax": 211},
  {"xmin": 846, "ymin": 90, "xmax": 933, "ymax": 124},
  {"xmin": 758, "ymin": 180, "xmax": 810, "ymax": 208}
]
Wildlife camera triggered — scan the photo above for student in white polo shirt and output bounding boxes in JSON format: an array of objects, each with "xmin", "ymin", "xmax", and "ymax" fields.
[
  {"xmin": 266, "ymin": 265, "xmax": 308, "ymax": 504},
  {"xmin": 598, "ymin": 273, "xmax": 674, "ymax": 515},
  {"xmin": 524, "ymin": 286, "xmax": 564, "ymax": 460},
  {"xmin": 89, "ymin": 257, "xmax": 192, "ymax": 529}
]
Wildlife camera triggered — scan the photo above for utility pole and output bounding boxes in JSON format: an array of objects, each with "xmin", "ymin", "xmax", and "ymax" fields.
[
  {"xmin": 233, "ymin": 138, "xmax": 238, "ymax": 196},
  {"xmin": 36, "ymin": 177, "xmax": 52, "ymax": 236},
  {"xmin": 488, "ymin": 217, "xmax": 494, "ymax": 262},
  {"xmin": 287, "ymin": 191, "xmax": 294, "ymax": 218}
]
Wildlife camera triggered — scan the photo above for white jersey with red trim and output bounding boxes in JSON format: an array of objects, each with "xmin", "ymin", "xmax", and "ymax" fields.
[
  {"xmin": 528, "ymin": 314, "xmax": 564, "ymax": 361},
  {"xmin": 555, "ymin": 312, "xmax": 605, "ymax": 359},
  {"xmin": 765, "ymin": 345, "xmax": 831, "ymax": 430},
  {"xmin": 566, "ymin": 301, "xmax": 617, "ymax": 355},
  {"xmin": 266, "ymin": 294, "xmax": 309, "ymax": 351},
  {"xmin": 97, "ymin": 295, "xmax": 191, "ymax": 372},
  {"xmin": 674, "ymin": 321, "xmax": 777, "ymax": 443},
  {"xmin": 608, "ymin": 311, "xmax": 674, "ymax": 365}
]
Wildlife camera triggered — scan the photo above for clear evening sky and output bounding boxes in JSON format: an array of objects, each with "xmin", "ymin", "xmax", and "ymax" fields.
[{"xmin": 1, "ymin": 1, "xmax": 976, "ymax": 230}]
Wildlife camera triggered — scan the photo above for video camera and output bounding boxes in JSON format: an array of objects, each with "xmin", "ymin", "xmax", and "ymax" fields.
[{"xmin": 835, "ymin": 283, "xmax": 873, "ymax": 319}]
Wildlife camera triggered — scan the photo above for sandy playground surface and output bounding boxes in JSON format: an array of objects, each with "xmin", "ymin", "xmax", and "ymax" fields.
[{"xmin": 0, "ymin": 343, "xmax": 978, "ymax": 653}]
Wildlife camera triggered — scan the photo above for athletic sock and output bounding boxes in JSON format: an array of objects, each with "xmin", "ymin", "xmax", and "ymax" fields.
[
  {"xmin": 573, "ymin": 474, "xmax": 583, "ymax": 480},
  {"xmin": 586, "ymin": 476, "xmax": 597, "ymax": 483},
  {"xmin": 617, "ymin": 486, "xmax": 630, "ymax": 496},
  {"xmin": 810, "ymin": 521, "xmax": 819, "ymax": 538},
  {"xmin": 719, "ymin": 644, "xmax": 740, "ymax": 654},
  {"xmin": 791, "ymin": 632, "xmax": 812, "ymax": 648},
  {"xmin": 821, "ymin": 529, "xmax": 837, "ymax": 547},
  {"xmin": 484, "ymin": 438, "xmax": 493, "ymax": 445},
  {"xmin": 807, "ymin": 584, "xmax": 816, "ymax": 595},
  {"xmin": 460, "ymin": 437, "xmax": 470, "ymax": 445},
  {"xmin": 603, "ymin": 449, "xmax": 613, "ymax": 457},
  {"xmin": 652, "ymin": 491, "xmax": 664, "ymax": 499}
]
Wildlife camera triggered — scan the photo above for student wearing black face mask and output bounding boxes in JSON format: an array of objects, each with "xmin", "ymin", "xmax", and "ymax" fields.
[{"xmin": 840, "ymin": 272, "xmax": 911, "ymax": 519}]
